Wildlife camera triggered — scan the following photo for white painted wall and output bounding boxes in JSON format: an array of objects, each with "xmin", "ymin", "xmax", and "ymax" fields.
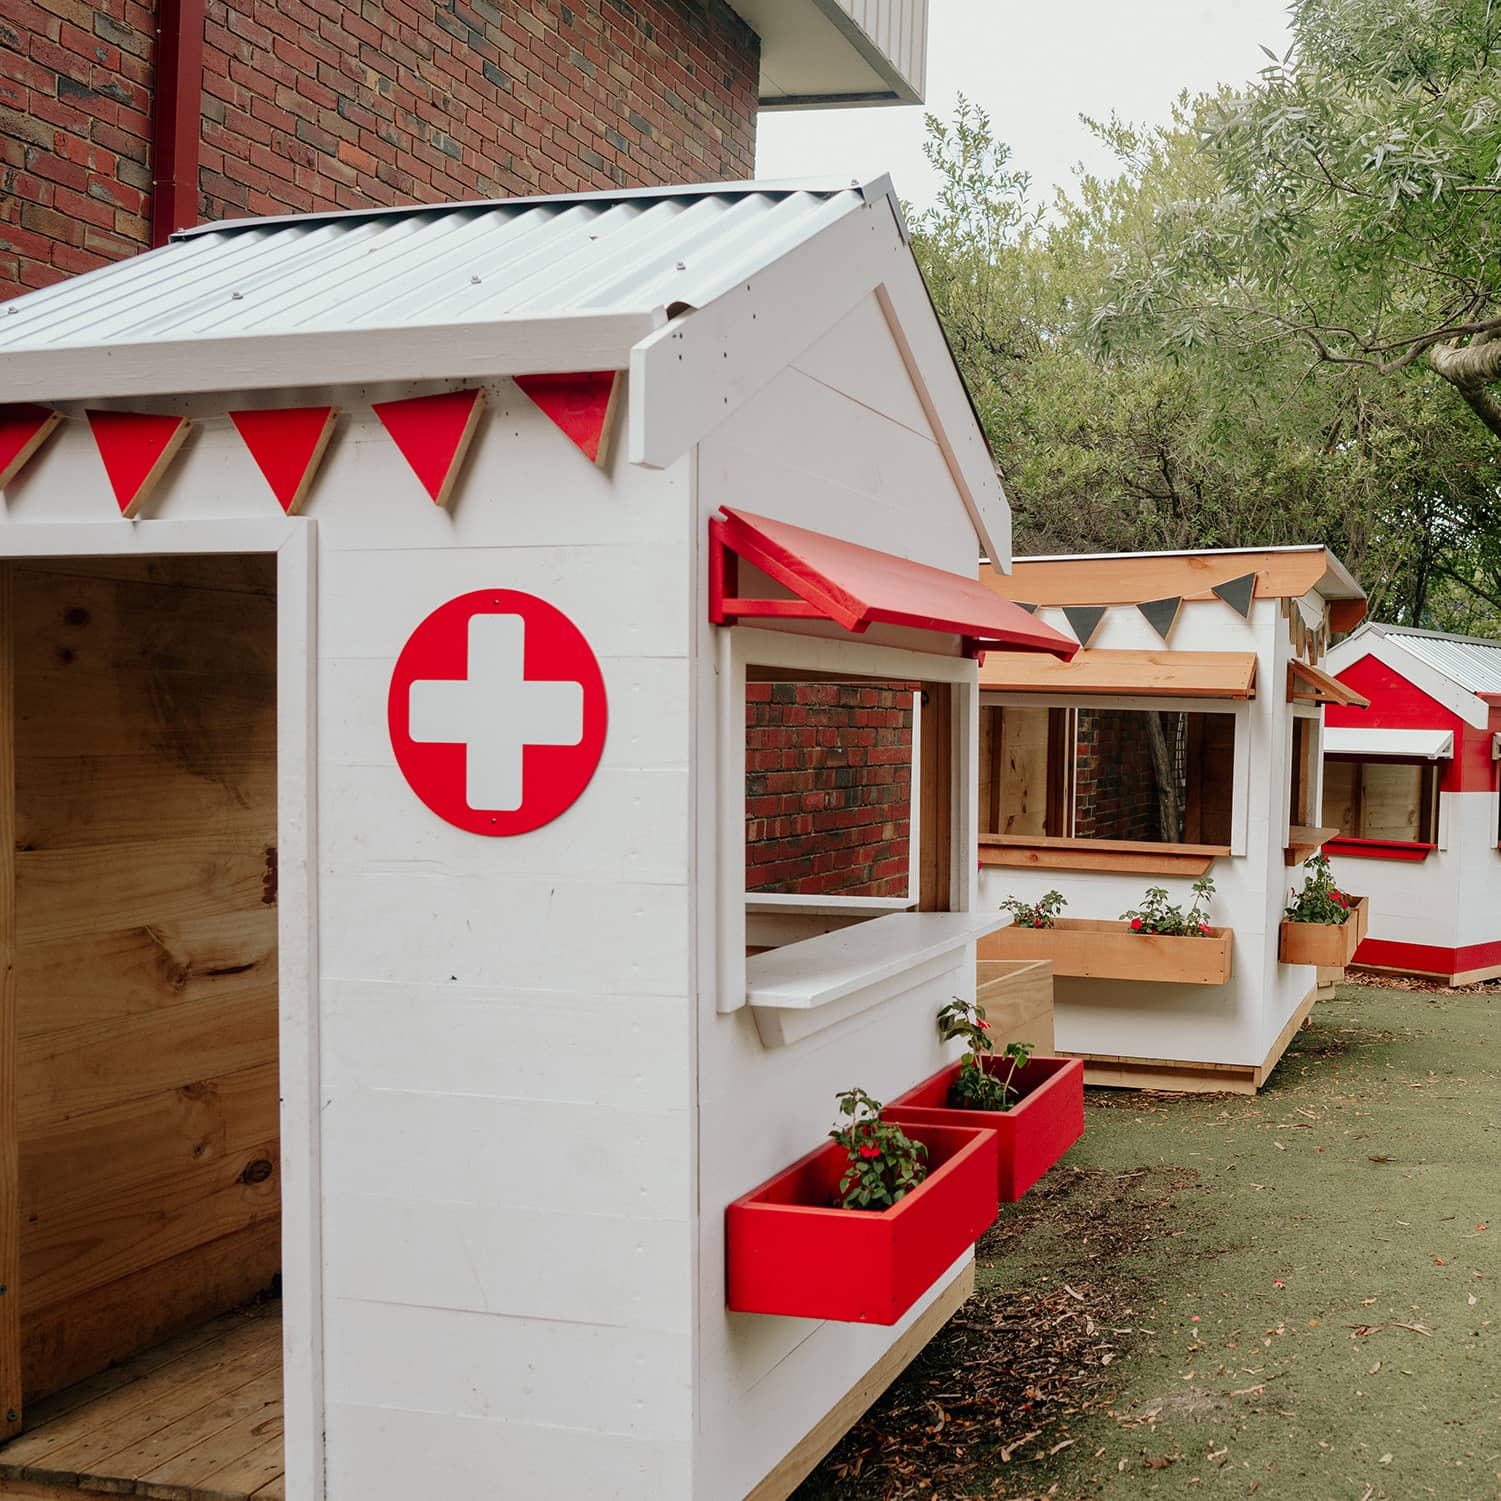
[
  {"xmin": 976, "ymin": 597, "xmax": 1321, "ymax": 1070},
  {"xmin": 690, "ymin": 292, "xmax": 987, "ymax": 1499},
  {"xmin": 4, "ymin": 381, "xmax": 701, "ymax": 1500}
]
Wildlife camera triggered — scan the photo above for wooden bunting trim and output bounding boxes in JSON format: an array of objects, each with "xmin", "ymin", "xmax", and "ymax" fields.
[
  {"xmin": 0, "ymin": 405, "xmax": 63, "ymax": 490},
  {"xmin": 513, "ymin": 371, "xmax": 621, "ymax": 467},
  {"xmin": 372, "ymin": 387, "xmax": 486, "ymax": 508},
  {"xmin": 85, "ymin": 409, "xmax": 191, "ymax": 517},
  {"xmin": 1062, "ymin": 604, "xmax": 1106, "ymax": 647},
  {"xmin": 1211, "ymin": 571, "xmax": 1257, "ymax": 619},
  {"xmin": 230, "ymin": 405, "xmax": 339, "ymax": 515},
  {"xmin": 1137, "ymin": 595, "xmax": 1182, "ymax": 642}
]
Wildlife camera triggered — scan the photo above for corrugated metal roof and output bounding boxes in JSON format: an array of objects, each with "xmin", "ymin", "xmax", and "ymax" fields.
[
  {"xmin": 1372, "ymin": 624, "xmax": 1501, "ymax": 695},
  {"xmin": 0, "ymin": 180, "xmax": 875, "ymax": 356}
]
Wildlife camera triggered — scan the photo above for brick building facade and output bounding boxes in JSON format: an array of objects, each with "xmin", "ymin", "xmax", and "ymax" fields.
[
  {"xmin": 745, "ymin": 681, "xmax": 915, "ymax": 899},
  {"xmin": 1, "ymin": 0, "xmax": 760, "ymax": 299}
]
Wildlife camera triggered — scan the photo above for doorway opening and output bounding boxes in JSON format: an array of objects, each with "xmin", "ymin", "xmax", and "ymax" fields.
[{"xmin": 0, "ymin": 553, "xmax": 285, "ymax": 1500}]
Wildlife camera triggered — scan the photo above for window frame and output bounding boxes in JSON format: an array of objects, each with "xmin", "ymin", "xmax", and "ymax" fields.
[
  {"xmin": 717, "ymin": 626, "xmax": 978, "ymax": 1016},
  {"xmin": 976, "ymin": 689, "xmax": 1252, "ymax": 862},
  {"xmin": 1322, "ymin": 752, "xmax": 1444, "ymax": 849}
]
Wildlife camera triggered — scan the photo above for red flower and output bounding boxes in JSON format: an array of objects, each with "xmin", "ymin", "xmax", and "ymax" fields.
[
  {"xmin": 858, "ymin": 1142, "xmax": 881, "ymax": 1160},
  {"xmin": 1199, "ymin": 923, "xmax": 1211, "ymax": 935},
  {"xmin": 1033, "ymin": 918, "xmax": 1044, "ymax": 927},
  {"xmin": 977, "ymin": 1018, "xmax": 991, "ymax": 1031},
  {"xmin": 1130, "ymin": 918, "xmax": 1143, "ymax": 931}
]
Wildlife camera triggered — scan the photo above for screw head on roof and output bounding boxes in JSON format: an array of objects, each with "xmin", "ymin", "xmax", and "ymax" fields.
[
  {"xmin": 231, "ymin": 291, "xmax": 243, "ymax": 300},
  {"xmin": 675, "ymin": 260, "xmax": 686, "ymax": 270},
  {"xmin": 471, "ymin": 275, "xmax": 481, "ymax": 284}
]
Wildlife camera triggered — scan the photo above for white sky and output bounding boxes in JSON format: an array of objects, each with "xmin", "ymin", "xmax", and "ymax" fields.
[{"xmin": 755, "ymin": 1, "xmax": 1294, "ymax": 207}]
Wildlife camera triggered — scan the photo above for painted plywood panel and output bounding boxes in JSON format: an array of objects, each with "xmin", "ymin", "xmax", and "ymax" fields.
[
  {"xmin": 324, "ymin": 1402, "xmax": 691, "ymax": 1501},
  {"xmin": 321, "ymin": 979, "xmax": 684, "ymax": 1110},
  {"xmin": 791, "ymin": 293, "xmax": 933, "ymax": 437},
  {"xmin": 320, "ymin": 1088, "xmax": 687, "ymax": 1220},
  {"xmin": 697, "ymin": 365, "xmax": 978, "ymax": 577},
  {"xmin": 327, "ymin": 1195, "xmax": 689, "ymax": 1331},
  {"xmin": 323, "ymin": 1299, "xmax": 692, "ymax": 1439}
]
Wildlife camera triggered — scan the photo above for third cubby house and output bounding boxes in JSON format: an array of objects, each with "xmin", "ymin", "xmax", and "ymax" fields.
[{"xmin": 968, "ymin": 547, "xmax": 1370, "ymax": 1095}]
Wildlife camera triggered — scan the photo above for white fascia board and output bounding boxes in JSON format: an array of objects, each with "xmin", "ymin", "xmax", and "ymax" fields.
[
  {"xmin": 1324, "ymin": 727, "xmax": 1454, "ymax": 759},
  {"xmin": 629, "ymin": 190, "xmax": 1011, "ymax": 570},
  {"xmin": 1325, "ymin": 634, "xmax": 1490, "ymax": 730},
  {"xmin": 0, "ymin": 313, "xmax": 658, "ymax": 404}
]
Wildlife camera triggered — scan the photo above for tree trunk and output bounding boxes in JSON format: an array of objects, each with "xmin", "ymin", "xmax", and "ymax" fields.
[
  {"xmin": 1427, "ymin": 332, "xmax": 1501, "ymax": 440},
  {"xmin": 1146, "ymin": 711, "xmax": 1183, "ymax": 844}
]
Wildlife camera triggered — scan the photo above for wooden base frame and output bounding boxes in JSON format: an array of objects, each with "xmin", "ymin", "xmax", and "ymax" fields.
[
  {"xmin": 1067, "ymin": 984, "xmax": 1320, "ymax": 1095},
  {"xmin": 1351, "ymin": 961, "xmax": 1501, "ymax": 988},
  {"xmin": 741, "ymin": 1262, "xmax": 974, "ymax": 1501}
]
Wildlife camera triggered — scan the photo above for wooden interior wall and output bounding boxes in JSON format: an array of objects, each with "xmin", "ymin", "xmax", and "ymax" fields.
[
  {"xmin": 7, "ymin": 555, "xmax": 281, "ymax": 1407},
  {"xmin": 995, "ymin": 707, "xmax": 1051, "ymax": 837}
]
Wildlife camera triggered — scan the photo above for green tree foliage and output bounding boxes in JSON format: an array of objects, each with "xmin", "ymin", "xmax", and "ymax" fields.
[{"xmin": 910, "ymin": 79, "xmax": 1501, "ymax": 630}]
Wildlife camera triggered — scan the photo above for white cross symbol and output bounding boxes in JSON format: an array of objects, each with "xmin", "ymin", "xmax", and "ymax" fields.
[{"xmin": 409, "ymin": 613, "xmax": 585, "ymax": 812}]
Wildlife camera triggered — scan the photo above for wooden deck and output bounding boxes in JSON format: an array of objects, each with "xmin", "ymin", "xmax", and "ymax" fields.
[{"xmin": 0, "ymin": 1302, "xmax": 283, "ymax": 1501}]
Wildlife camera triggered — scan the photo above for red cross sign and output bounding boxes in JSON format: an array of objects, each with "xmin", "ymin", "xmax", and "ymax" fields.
[{"xmin": 387, "ymin": 590, "xmax": 607, "ymax": 835}]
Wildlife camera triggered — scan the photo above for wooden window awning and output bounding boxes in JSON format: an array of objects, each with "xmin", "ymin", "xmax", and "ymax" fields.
[
  {"xmin": 979, "ymin": 648, "xmax": 1258, "ymax": 699},
  {"xmin": 1324, "ymin": 727, "xmax": 1453, "ymax": 760},
  {"xmin": 709, "ymin": 507, "xmax": 1077, "ymax": 659},
  {"xmin": 1288, "ymin": 659, "xmax": 1370, "ymax": 707}
]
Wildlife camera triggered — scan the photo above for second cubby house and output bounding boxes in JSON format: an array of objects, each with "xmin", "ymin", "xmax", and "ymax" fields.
[{"xmin": 970, "ymin": 548, "xmax": 1369, "ymax": 1093}]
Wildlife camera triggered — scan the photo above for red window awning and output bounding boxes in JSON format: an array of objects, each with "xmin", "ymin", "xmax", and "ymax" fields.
[{"xmin": 709, "ymin": 507, "xmax": 1077, "ymax": 659}]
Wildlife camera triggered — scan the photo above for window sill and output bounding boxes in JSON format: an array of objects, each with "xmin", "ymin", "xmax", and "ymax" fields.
[
  {"xmin": 1284, "ymin": 825, "xmax": 1340, "ymax": 866},
  {"xmin": 1324, "ymin": 836, "xmax": 1436, "ymax": 864},
  {"xmin": 979, "ymin": 835, "xmax": 1228, "ymax": 877},
  {"xmin": 746, "ymin": 910, "xmax": 1007, "ymax": 1049}
]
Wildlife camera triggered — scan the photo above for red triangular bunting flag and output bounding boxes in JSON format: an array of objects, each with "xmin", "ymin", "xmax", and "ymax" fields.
[
  {"xmin": 0, "ymin": 404, "xmax": 63, "ymax": 489},
  {"xmin": 86, "ymin": 409, "xmax": 191, "ymax": 517},
  {"xmin": 230, "ymin": 406, "xmax": 339, "ymax": 515},
  {"xmin": 513, "ymin": 372, "xmax": 620, "ymax": 467},
  {"xmin": 371, "ymin": 388, "xmax": 486, "ymax": 507}
]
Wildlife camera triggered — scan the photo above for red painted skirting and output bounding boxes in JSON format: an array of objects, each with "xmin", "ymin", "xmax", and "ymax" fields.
[
  {"xmin": 1355, "ymin": 936, "xmax": 1501, "ymax": 980},
  {"xmin": 1325, "ymin": 837, "xmax": 1435, "ymax": 863}
]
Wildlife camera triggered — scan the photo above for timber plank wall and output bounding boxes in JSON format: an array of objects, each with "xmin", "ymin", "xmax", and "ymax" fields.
[{"xmin": 10, "ymin": 555, "xmax": 281, "ymax": 1403}]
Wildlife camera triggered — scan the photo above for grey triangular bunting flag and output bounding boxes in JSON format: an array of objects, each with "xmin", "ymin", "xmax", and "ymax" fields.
[
  {"xmin": 1138, "ymin": 596, "xmax": 1182, "ymax": 642},
  {"xmin": 1062, "ymin": 604, "xmax": 1106, "ymax": 647},
  {"xmin": 1212, "ymin": 572, "xmax": 1257, "ymax": 619},
  {"xmin": 1013, "ymin": 601, "xmax": 1038, "ymax": 614}
]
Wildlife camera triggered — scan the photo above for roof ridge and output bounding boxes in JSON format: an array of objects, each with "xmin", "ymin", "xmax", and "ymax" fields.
[{"xmin": 1375, "ymin": 622, "xmax": 1501, "ymax": 650}]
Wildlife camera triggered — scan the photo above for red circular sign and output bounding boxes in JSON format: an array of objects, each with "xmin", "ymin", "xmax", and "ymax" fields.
[{"xmin": 387, "ymin": 589, "xmax": 607, "ymax": 836}]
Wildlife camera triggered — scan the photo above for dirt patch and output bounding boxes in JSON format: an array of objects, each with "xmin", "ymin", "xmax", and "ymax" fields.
[
  {"xmin": 1347, "ymin": 970, "xmax": 1501, "ymax": 997},
  {"xmin": 793, "ymin": 1162, "xmax": 1199, "ymax": 1500}
]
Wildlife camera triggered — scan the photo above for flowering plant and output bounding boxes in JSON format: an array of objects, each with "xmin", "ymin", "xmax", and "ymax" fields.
[
  {"xmin": 998, "ymin": 889, "xmax": 1068, "ymax": 929},
  {"xmin": 1284, "ymin": 853, "xmax": 1353, "ymax": 925},
  {"xmin": 829, "ymin": 1087, "xmax": 928, "ymax": 1210},
  {"xmin": 937, "ymin": 995, "xmax": 1034, "ymax": 1111},
  {"xmin": 1121, "ymin": 875, "xmax": 1217, "ymax": 937}
]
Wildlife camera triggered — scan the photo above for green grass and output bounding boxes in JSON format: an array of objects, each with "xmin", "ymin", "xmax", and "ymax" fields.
[{"xmin": 799, "ymin": 984, "xmax": 1501, "ymax": 1500}]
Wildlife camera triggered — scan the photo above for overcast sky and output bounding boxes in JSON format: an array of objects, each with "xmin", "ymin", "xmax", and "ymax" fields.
[{"xmin": 755, "ymin": 1, "xmax": 1294, "ymax": 206}]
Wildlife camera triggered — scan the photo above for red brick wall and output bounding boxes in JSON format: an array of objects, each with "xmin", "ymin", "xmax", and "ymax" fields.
[
  {"xmin": 0, "ymin": 0, "xmax": 156, "ymax": 294},
  {"xmin": 745, "ymin": 682, "xmax": 915, "ymax": 899},
  {"xmin": 1074, "ymin": 708, "xmax": 1185, "ymax": 842},
  {"xmin": 2, "ymin": 0, "xmax": 759, "ymax": 298}
]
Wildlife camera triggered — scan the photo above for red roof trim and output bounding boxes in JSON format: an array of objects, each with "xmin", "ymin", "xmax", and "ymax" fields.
[{"xmin": 711, "ymin": 508, "xmax": 1077, "ymax": 660}]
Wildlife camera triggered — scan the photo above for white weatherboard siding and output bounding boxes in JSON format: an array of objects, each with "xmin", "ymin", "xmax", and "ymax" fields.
[
  {"xmin": 977, "ymin": 597, "xmax": 1320, "ymax": 1069},
  {"xmin": 690, "ymin": 303, "xmax": 982, "ymax": 1498},
  {"xmin": 2, "ymin": 390, "xmax": 700, "ymax": 1497}
]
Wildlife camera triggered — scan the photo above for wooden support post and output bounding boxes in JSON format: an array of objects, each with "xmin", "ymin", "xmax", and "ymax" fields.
[
  {"xmin": 0, "ymin": 563, "xmax": 19, "ymax": 1437},
  {"xmin": 918, "ymin": 682, "xmax": 953, "ymax": 911}
]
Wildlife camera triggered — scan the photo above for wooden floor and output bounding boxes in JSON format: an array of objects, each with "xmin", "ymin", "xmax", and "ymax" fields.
[{"xmin": 0, "ymin": 1302, "xmax": 283, "ymax": 1501}]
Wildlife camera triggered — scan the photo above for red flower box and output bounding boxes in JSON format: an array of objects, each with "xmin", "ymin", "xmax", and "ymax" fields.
[
  {"xmin": 885, "ymin": 1055, "xmax": 1084, "ymax": 1202},
  {"xmin": 726, "ymin": 1123, "xmax": 998, "ymax": 1325}
]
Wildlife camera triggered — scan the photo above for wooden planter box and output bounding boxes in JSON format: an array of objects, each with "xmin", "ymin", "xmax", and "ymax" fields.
[
  {"xmin": 1279, "ymin": 895, "xmax": 1368, "ymax": 967},
  {"xmin": 982, "ymin": 919, "xmax": 1234, "ymax": 986},
  {"xmin": 726, "ymin": 1124, "xmax": 998, "ymax": 1325},
  {"xmin": 886, "ymin": 1055, "xmax": 1084, "ymax": 1201},
  {"xmin": 974, "ymin": 957, "xmax": 1055, "ymax": 1051}
]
